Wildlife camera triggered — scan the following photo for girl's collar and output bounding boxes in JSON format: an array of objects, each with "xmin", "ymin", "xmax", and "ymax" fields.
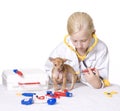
[{"xmin": 64, "ymin": 34, "xmax": 98, "ymax": 61}]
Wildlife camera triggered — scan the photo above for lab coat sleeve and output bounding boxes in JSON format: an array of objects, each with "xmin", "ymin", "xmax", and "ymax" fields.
[
  {"xmin": 44, "ymin": 59, "xmax": 53, "ymax": 78},
  {"xmin": 96, "ymin": 44, "xmax": 109, "ymax": 80}
]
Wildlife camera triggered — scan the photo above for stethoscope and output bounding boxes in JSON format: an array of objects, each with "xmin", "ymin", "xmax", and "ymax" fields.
[
  {"xmin": 64, "ymin": 34, "xmax": 111, "ymax": 87},
  {"xmin": 64, "ymin": 34, "xmax": 103, "ymax": 80},
  {"xmin": 64, "ymin": 33, "xmax": 98, "ymax": 61}
]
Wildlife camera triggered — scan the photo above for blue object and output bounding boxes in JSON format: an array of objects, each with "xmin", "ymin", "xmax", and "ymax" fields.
[
  {"xmin": 47, "ymin": 98, "xmax": 56, "ymax": 105},
  {"xmin": 22, "ymin": 93, "xmax": 36, "ymax": 97},
  {"xmin": 13, "ymin": 69, "xmax": 18, "ymax": 73},
  {"xmin": 21, "ymin": 98, "xmax": 33, "ymax": 105},
  {"xmin": 46, "ymin": 91, "xmax": 52, "ymax": 95},
  {"xmin": 66, "ymin": 92, "xmax": 73, "ymax": 97}
]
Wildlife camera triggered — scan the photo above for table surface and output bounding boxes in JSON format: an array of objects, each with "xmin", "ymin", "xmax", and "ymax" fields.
[{"xmin": 0, "ymin": 83, "xmax": 120, "ymax": 111}]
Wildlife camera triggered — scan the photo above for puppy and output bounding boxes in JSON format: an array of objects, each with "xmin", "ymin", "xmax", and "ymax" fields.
[{"xmin": 49, "ymin": 57, "xmax": 78, "ymax": 91}]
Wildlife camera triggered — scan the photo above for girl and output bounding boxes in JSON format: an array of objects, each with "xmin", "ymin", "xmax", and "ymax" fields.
[{"xmin": 45, "ymin": 12, "xmax": 110, "ymax": 89}]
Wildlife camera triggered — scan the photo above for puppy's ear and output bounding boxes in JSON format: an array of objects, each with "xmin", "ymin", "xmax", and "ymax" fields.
[{"xmin": 49, "ymin": 57, "xmax": 54, "ymax": 62}]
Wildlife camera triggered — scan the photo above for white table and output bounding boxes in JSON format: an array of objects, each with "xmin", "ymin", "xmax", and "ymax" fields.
[{"xmin": 0, "ymin": 83, "xmax": 120, "ymax": 111}]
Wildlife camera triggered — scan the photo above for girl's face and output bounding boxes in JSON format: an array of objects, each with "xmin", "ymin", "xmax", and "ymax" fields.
[{"xmin": 70, "ymin": 30, "xmax": 92, "ymax": 54}]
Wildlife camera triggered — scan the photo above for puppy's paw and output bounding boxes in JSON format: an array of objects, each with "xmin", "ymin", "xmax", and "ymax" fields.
[
  {"xmin": 54, "ymin": 87, "xmax": 60, "ymax": 91},
  {"xmin": 68, "ymin": 86, "xmax": 74, "ymax": 91},
  {"xmin": 61, "ymin": 87, "xmax": 67, "ymax": 91}
]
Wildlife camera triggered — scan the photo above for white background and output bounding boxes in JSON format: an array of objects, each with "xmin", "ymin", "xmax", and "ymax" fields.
[{"xmin": 0, "ymin": 0, "xmax": 120, "ymax": 85}]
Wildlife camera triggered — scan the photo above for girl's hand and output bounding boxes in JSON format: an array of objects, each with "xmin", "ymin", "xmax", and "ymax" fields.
[{"xmin": 83, "ymin": 68, "xmax": 102, "ymax": 88}]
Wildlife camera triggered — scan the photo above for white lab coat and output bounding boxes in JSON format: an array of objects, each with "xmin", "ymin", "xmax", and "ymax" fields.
[{"xmin": 45, "ymin": 36, "xmax": 109, "ymax": 86}]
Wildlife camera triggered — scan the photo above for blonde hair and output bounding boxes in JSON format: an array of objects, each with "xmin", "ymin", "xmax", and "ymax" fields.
[{"xmin": 67, "ymin": 12, "xmax": 95, "ymax": 36}]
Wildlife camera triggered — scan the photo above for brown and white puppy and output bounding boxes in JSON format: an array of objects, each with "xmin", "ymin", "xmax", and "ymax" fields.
[{"xmin": 49, "ymin": 57, "xmax": 78, "ymax": 91}]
